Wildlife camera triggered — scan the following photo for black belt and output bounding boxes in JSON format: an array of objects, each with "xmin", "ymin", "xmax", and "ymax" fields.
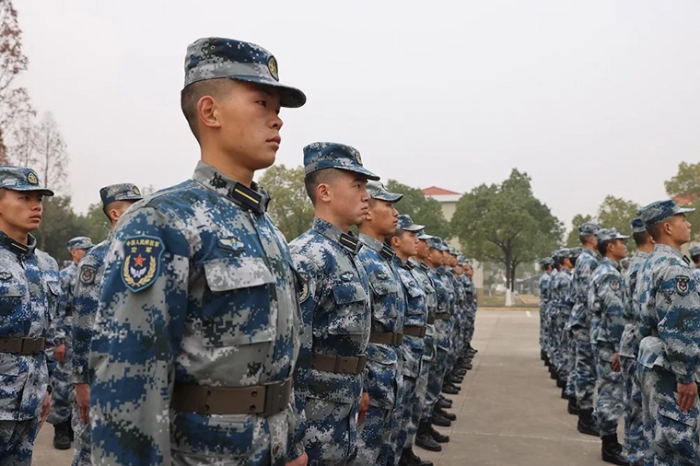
[
  {"xmin": 435, "ymin": 313, "xmax": 451, "ymax": 321},
  {"xmin": 0, "ymin": 337, "xmax": 45, "ymax": 355},
  {"xmin": 369, "ymin": 332, "xmax": 403, "ymax": 346},
  {"xmin": 312, "ymin": 353, "xmax": 367, "ymax": 374},
  {"xmin": 171, "ymin": 378, "xmax": 291, "ymax": 416},
  {"xmin": 426, "ymin": 315, "xmax": 435, "ymax": 325},
  {"xmin": 403, "ymin": 326, "xmax": 427, "ymax": 338}
]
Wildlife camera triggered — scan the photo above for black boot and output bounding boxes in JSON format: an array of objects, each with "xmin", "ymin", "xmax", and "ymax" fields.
[
  {"xmin": 567, "ymin": 396, "xmax": 580, "ymax": 415},
  {"xmin": 435, "ymin": 407, "xmax": 456, "ymax": 421},
  {"xmin": 428, "ymin": 423, "xmax": 450, "ymax": 443},
  {"xmin": 540, "ymin": 349, "xmax": 546, "ymax": 361},
  {"xmin": 549, "ymin": 368, "xmax": 558, "ymax": 380},
  {"xmin": 53, "ymin": 421, "xmax": 71, "ymax": 450},
  {"xmin": 577, "ymin": 408, "xmax": 598, "ymax": 436},
  {"xmin": 431, "ymin": 410, "xmax": 452, "ymax": 427},
  {"xmin": 442, "ymin": 384, "xmax": 459, "ymax": 395},
  {"xmin": 408, "ymin": 447, "xmax": 433, "ymax": 466},
  {"xmin": 601, "ymin": 434, "xmax": 629, "ymax": 465},
  {"xmin": 415, "ymin": 422, "xmax": 442, "ymax": 452},
  {"xmin": 446, "ymin": 375, "xmax": 463, "ymax": 385},
  {"xmin": 556, "ymin": 377, "xmax": 565, "ymax": 388},
  {"xmin": 437, "ymin": 396, "xmax": 452, "ymax": 409},
  {"xmin": 560, "ymin": 386, "xmax": 568, "ymax": 400}
]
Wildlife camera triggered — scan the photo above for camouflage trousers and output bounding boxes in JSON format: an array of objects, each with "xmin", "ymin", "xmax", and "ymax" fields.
[
  {"xmin": 387, "ymin": 372, "xmax": 418, "ymax": 466},
  {"xmin": 47, "ymin": 354, "xmax": 73, "ymax": 425},
  {"xmin": 554, "ymin": 310, "xmax": 570, "ymax": 377},
  {"xmin": 465, "ymin": 309, "xmax": 475, "ymax": 348},
  {"xmin": 593, "ymin": 342, "xmax": 624, "ymax": 437},
  {"xmin": 406, "ymin": 357, "xmax": 430, "ymax": 450},
  {"xmin": 0, "ymin": 418, "xmax": 40, "ymax": 466},
  {"xmin": 572, "ymin": 327, "xmax": 596, "ymax": 410},
  {"xmin": 420, "ymin": 335, "xmax": 439, "ymax": 421},
  {"xmin": 639, "ymin": 365, "xmax": 700, "ymax": 466},
  {"xmin": 565, "ymin": 331, "xmax": 577, "ymax": 398},
  {"xmin": 71, "ymin": 399, "xmax": 91, "ymax": 466},
  {"xmin": 352, "ymin": 405, "xmax": 393, "ymax": 466},
  {"xmin": 621, "ymin": 355, "xmax": 644, "ymax": 464},
  {"xmin": 304, "ymin": 398, "xmax": 359, "ymax": 466},
  {"xmin": 539, "ymin": 305, "xmax": 547, "ymax": 349},
  {"xmin": 422, "ymin": 347, "xmax": 449, "ymax": 423}
]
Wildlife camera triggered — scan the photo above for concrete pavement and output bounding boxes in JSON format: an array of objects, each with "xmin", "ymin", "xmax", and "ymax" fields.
[{"xmin": 32, "ymin": 309, "xmax": 614, "ymax": 465}]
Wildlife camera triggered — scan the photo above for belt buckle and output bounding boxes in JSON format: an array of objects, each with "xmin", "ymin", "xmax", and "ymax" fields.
[
  {"xmin": 394, "ymin": 333, "xmax": 403, "ymax": 345},
  {"xmin": 356, "ymin": 354, "xmax": 367, "ymax": 373}
]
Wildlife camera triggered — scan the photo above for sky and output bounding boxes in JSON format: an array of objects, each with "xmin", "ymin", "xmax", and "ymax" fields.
[{"xmin": 15, "ymin": 0, "xmax": 700, "ymax": 229}]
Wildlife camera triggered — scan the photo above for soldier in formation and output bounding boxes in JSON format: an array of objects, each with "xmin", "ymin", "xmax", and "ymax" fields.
[
  {"xmin": 0, "ymin": 37, "xmax": 479, "ymax": 465},
  {"xmin": 540, "ymin": 200, "xmax": 700, "ymax": 465}
]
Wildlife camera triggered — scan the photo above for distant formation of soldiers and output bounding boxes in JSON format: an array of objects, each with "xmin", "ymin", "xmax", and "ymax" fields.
[
  {"xmin": 540, "ymin": 206, "xmax": 700, "ymax": 466},
  {"xmin": 0, "ymin": 37, "xmax": 481, "ymax": 466}
]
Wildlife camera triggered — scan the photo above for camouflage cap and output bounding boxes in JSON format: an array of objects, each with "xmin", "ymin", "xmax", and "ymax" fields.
[
  {"xmin": 540, "ymin": 257, "xmax": 553, "ymax": 267},
  {"xmin": 637, "ymin": 199, "xmax": 695, "ymax": 228},
  {"xmin": 416, "ymin": 229, "xmax": 433, "ymax": 241},
  {"xmin": 630, "ymin": 217, "xmax": 646, "ymax": 234},
  {"xmin": 99, "ymin": 183, "xmax": 144, "ymax": 207},
  {"xmin": 427, "ymin": 237, "xmax": 448, "ymax": 251},
  {"xmin": 303, "ymin": 142, "xmax": 379, "ymax": 180},
  {"xmin": 0, "ymin": 165, "xmax": 54, "ymax": 196},
  {"xmin": 397, "ymin": 214, "xmax": 424, "ymax": 232},
  {"xmin": 578, "ymin": 222, "xmax": 601, "ymax": 236},
  {"xmin": 366, "ymin": 181, "xmax": 403, "ymax": 203},
  {"xmin": 620, "ymin": 257, "xmax": 631, "ymax": 268},
  {"xmin": 184, "ymin": 37, "xmax": 306, "ymax": 108},
  {"xmin": 570, "ymin": 247, "xmax": 583, "ymax": 259},
  {"xmin": 596, "ymin": 227, "xmax": 629, "ymax": 242},
  {"xmin": 448, "ymin": 247, "xmax": 459, "ymax": 256},
  {"xmin": 66, "ymin": 236, "xmax": 94, "ymax": 252},
  {"xmin": 689, "ymin": 245, "xmax": 700, "ymax": 258}
]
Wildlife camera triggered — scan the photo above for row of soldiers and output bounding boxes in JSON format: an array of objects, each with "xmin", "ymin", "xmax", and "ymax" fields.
[
  {"xmin": 0, "ymin": 36, "xmax": 481, "ymax": 466},
  {"xmin": 539, "ymin": 204, "xmax": 700, "ymax": 466}
]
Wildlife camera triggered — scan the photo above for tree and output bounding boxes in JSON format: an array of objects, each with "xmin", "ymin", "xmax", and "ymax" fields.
[
  {"xmin": 258, "ymin": 165, "xmax": 314, "ymax": 241},
  {"xmin": 597, "ymin": 195, "xmax": 640, "ymax": 253},
  {"xmin": 665, "ymin": 161, "xmax": 700, "ymax": 201},
  {"xmin": 451, "ymin": 169, "xmax": 563, "ymax": 291},
  {"xmin": 566, "ymin": 214, "xmax": 594, "ymax": 247},
  {"xmin": 385, "ymin": 180, "xmax": 451, "ymax": 239},
  {"xmin": 0, "ymin": 1, "xmax": 33, "ymax": 163},
  {"xmin": 14, "ymin": 112, "xmax": 69, "ymax": 193}
]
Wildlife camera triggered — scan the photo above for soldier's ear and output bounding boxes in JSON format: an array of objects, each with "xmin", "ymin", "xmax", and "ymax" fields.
[{"xmin": 197, "ymin": 95, "xmax": 221, "ymax": 132}]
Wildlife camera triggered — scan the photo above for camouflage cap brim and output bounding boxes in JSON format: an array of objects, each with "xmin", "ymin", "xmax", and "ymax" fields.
[
  {"xmin": 232, "ymin": 76, "xmax": 306, "ymax": 108},
  {"xmin": 371, "ymin": 191, "xmax": 403, "ymax": 203},
  {"xmin": 334, "ymin": 165, "xmax": 380, "ymax": 181},
  {"xmin": 6, "ymin": 185, "xmax": 55, "ymax": 197},
  {"xmin": 402, "ymin": 223, "xmax": 425, "ymax": 233}
]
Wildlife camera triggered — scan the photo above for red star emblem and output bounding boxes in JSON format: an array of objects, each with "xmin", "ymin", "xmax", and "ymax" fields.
[{"xmin": 133, "ymin": 254, "xmax": 146, "ymax": 267}]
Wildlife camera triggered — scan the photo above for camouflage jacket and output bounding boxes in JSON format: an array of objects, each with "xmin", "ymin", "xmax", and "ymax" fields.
[
  {"xmin": 619, "ymin": 250, "xmax": 649, "ymax": 359},
  {"xmin": 568, "ymin": 248, "xmax": 600, "ymax": 330},
  {"xmin": 71, "ymin": 239, "xmax": 110, "ymax": 384},
  {"xmin": 552, "ymin": 268, "xmax": 573, "ymax": 314},
  {"xmin": 539, "ymin": 272, "xmax": 551, "ymax": 308},
  {"xmin": 89, "ymin": 162, "xmax": 303, "ymax": 465},
  {"xmin": 409, "ymin": 259, "xmax": 437, "ymax": 345},
  {"xmin": 588, "ymin": 257, "xmax": 627, "ymax": 351},
  {"xmin": 55, "ymin": 262, "xmax": 77, "ymax": 347},
  {"xmin": 0, "ymin": 231, "xmax": 59, "ymax": 421},
  {"xmin": 290, "ymin": 218, "xmax": 371, "ymax": 406},
  {"xmin": 395, "ymin": 258, "xmax": 426, "ymax": 377},
  {"xmin": 637, "ymin": 244, "xmax": 700, "ymax": 384}
]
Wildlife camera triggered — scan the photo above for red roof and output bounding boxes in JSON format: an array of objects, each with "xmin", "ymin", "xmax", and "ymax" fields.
[
  {"xmin": 675, "ymin": 194, "xmax": 698, "ymax": 206},
  {"xmin": 422, "ymin": 186, "xmax": 461, "ymax": 196}
]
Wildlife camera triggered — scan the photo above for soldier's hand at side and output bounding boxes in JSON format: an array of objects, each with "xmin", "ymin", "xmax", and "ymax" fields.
[
  {"xmin": 39, "ymin": 390, "xmax": 51, "ymax": 431},
  {"xmin": 75, "ymin": 383, "xmax": 91, "ymax": 424},
  {"xmin": 358, "ymin": 391, "xmax": 370, "ymax": 425},
  {"xmin": 611, "ymin": 353, "xmax": 621, "ymax": 372},
  {"xmin": 677, "ymin": 382, "xmax": 698, "ymax": 413},
  {"xmin": 55, "ymin": 344, "xmax": 66, "ymax": 363},
  {"xmin": 286, "ymin": 452, "xmax": 308, "ymax": 466}
]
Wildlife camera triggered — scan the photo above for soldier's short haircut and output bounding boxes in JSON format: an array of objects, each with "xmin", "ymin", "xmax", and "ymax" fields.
[
  {"xmin": 386, "ymin": 229, "xmax": 406, "ymax": 244},
  {"xmin": 579, "ymin": 233, "xmax": 593, "ymax": 245},
  {"xmin": 181, "ymin": 78, "xmax": 234, "ymax": 141},
  {"xmin": 646, "ymin": 223, "xmax": 665, "ymax": 242},
  {"xmin": 304, "ymin": 168, "xmax": 344, "ymax": 205},
  {"xmin": 597, "ymin": 239, "xmax": 612, "ymax": 257},
  {"xmin": 633, "ymin": 231, "xmax": 651, "ymax": 247}
]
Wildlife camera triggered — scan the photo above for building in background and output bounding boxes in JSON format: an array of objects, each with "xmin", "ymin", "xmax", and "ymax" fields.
[{"xmin": 422, "ymin": 186, "xmax": 484, "ymax": 293}]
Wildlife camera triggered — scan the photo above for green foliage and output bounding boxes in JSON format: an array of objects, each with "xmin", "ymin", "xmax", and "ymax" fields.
[
  {"xmin": 566, "ymin": 214, "xmax": 594, "ymax": 247},
  {"xmin": 597, "ymin": 195, "xmax": 640, "ymax": 253},
  {"xmin": 258, "ymin": 164, "xmax": 314, "ymax": 242},
  {"xmin": 665, "ymin": 161, "xmax": 700, "ymax": 199},
  {"xmin": 385, "ymin": 180, "xmax": 452, "ymax": 239},
  {"xmin": 451, "ymin": 169, "xmax": 563, "ymax": 290}
]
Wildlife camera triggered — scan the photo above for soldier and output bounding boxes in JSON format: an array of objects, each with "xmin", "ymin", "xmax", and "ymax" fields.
[
  {"xmin": 568, "ymin": 222, "xmax": 601, "ymax": 436},
  {"xmin": 387, "ymin": 214, "xmax": 432, "ymax": 466},
  {"xmin": 565, "ymin": 249, "xmax": 582, "ymax": 415},
  {"xmin": 437, "ymin": 243, "xmax": 459, "ymax": 398},
  {"xmin": 462, "ymin": 258, "xmax": 478, "ymax": 360},
  {"xmin": 349, "ymin": 180, "xmax": 405, "ymax": 466},
  {"xmin": 539, "ymin": 258, "xmax": 553, "ymax": 362},
  {"xmin": 546, "ymin": 251, "xmax": 561, "ymax": 381},
  {"xmin": 690, "ymin": 245, "xmax": 700, "ymax": 284},
  {"xmin": 552, "ymin": 249, "xmax": 575, "ymax": 400},
  {"xmin": 588, "ymin": 228, "xmax": 629, "ymax": 465},
  {"xmin": 71, "ymin": 184, "xmax": 142, "ymax": 466},
  {"xmin": 636, "ymin": 200, "xmax": 700, "ymax": 465},
  {"xmin": 89, "ymin": 38, "xmax": 308, "ymax": 466},
  {"xmin": 411, "ymin": 231, "xmax": 448, "ymax": 453},
  {"xmin": 48, "ymin": 236, "xmax": 93, "ymax": 451},
  {"xmin": 0, "ymin": 166, "xmax": 60, "ymax": 465},
  {"xmin": 619, "ymin": 218, "xmax": 654, "ymax": 466},
  {"xmin": 290, "ymin": 142, "xmax": 376, "ymax": 465}
]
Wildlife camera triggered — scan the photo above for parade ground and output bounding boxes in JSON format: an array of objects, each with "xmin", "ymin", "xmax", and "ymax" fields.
[{"xmin": 32, "ymin": 309, "xmax": 614, "ymax": 466}]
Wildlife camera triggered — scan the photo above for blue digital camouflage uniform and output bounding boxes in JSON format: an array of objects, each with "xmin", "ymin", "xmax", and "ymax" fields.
[
  {"xmin": 569, "ymin": 223, "xmax": 601, "ymax": 410},
  {"xmin": 546, "ymin": 265, "xmax": 560, "ymax": 365},
  {"xmin": 619, "ymin": 218, "xmax": 648, "ymax": 464},
  {"xmin": 0, "ymin": 166, "xmax": 59, "ymax": 466},
  {"xmin": 291, "ymin": 142, "xmax": 377, "ymax": 466},
  {"xmin": 636, "ymin": 200, "xmax": 700, "ymax": 466},
  {"xmin": 391, "ymin": 215, "xmax": 427, "ymax": 458},
  {"xmin": 588, "ymin": 232, "xmax": 628, "ymax": 438},
  {"xmin": 47, "ymin": 237, "xmax": 93, "ymax": 430},
  {"xmin": 552, "ymin": 258, "xmax": 574, "ymax": 388},
  {"xmin": 448, "ymin": 257, "xmax": 467, "ymax": 370},
  {"xmin": 353, "ymin": 180, "xmax": 406, "ymax": 466},
  {"xmin": 461, "ymin": 259, "xmax": 477, "ymax": 351},
  {"xmin": 690, "ymin": 245, "xmax": 700, "ymax": 285},
  {"xmin": 539, "ymin": 262, "xmax": 552, "ymax": 353}
]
